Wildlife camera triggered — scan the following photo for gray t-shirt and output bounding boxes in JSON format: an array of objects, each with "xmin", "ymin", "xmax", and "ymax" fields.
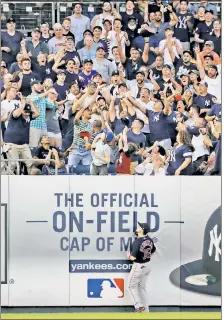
[
  {"xmin": 46, "ymin": 107, "xmax": 61, "ymax": 134},
  {"xmin": 48, "ymin": 37, "xmax": 64, "ymax": 54},
  {"xmin": 25, "ymin": 40, "xmax": 49, "ymax": 63},
  {"xmin": 149, "ymin": 22, "xmax": 170, "ymax": 41},
  {"xmin": 92, "ymin": 58, "xmax": 116, "ymax": 84},
  {"xmin": 68, "ymin": 15, "xmax": 91, "ymax": 45}
]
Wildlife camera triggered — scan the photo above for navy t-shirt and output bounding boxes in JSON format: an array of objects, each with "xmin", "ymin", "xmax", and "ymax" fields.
[
  {"xmin": 174, "ymin": 13, "xmax": 193, "ymax": 42},
  {"xmin": 123, "ymin": 58, "xmax": 146, "ymax": 80},
  {"xmin": 1, "ymin": 31, "xmax": 24, "ymax": 65},
  {"xmin": 167, "ymin": 144, "xmax": 193, "ymax": 175},
  {"xmin": 112, "ymin": 115, "xmax": 136, "ymax": 135},
  {"xmin": 193, "ymin": 93, "xmax": 215, "ymax": 117},
  {"xmin": 131, "ymin": 235, "xmax": 156, "ymax": 264},
  {"xmin": 33, "ymin": 61, "xmax": 56, "ymax": 82},
  {"xmin": 195, "ymin": 22, "xmax": 214, "ymax": 42},
  {"xmin": 65, "ymin": 71, "xmax": 80, "ymax": 85},
  {"xmin": 78, "ymin": 70, "xmax": 98, "ymax": 88},
  {"xmin": 146, "ymin": 110, "xmax": 170, "ymax": 143},
  {"xmin": 53, "ymin": 82, "xmax": 69, "ymax": 101},
  {"xmin": 206, "ymin": 104, "xmax": 221, "ymax": 117},
  {"xmin": 166, "ymin": 112, "xmax": 179, "ymax": 141},
  {"xmin": 4, "ymin": 112, "xmax": 35, "ymax": 145},
  {"xmin": 14, "ymin": 72, "xmax": 41, "ymax": 97}
]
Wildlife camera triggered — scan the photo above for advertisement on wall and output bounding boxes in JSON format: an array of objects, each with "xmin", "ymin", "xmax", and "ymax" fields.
[{"xmin": 0, "ymin": 176, "xmax": 221, "ymax": 307}]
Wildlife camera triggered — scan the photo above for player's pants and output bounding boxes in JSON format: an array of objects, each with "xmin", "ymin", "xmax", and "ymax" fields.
[{"xmin": 128, "ymin": 261, "xmax": 151, "ymax": 312}]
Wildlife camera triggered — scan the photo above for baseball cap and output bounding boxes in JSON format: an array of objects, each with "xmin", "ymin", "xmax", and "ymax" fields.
[
  {"xmin": 189, "ymin": 69, "xmax": 200, "ymax": 76},
  {"xmin": 136, "ymin": 70, "xmax": 145, "ymax": 76},
  {"xmin": 204, "ymin": 54, "xmax": 214, "ymax": 60},
  {"xmin": 208, "ymin": 64, "xmax": 218, "ymax": 72},
  {"xmin": 32, "ymin": 27, "xmax": 41, "ymax": 33},
  {"xmin": 93, "ymin": 73, "xmax": 102, "ymax": 78},
  {"xmin": 199, "ymin": 81, "xmax": 208, "ymax": 87},
  {"xmin": 58, "ymin": 69, "xmax": 66, "ymax": 75},
  {"xmin": 170, "ymin": 207, "xmax": 221, "ymax": 296},
  {"xmin": 7, "ymin": 18, "xmax": 16, "ymax": 23},
  {"xmin": 128, "ymin": 16, "xmax": 137, "ymax": 21},
  {"xmin": 165, "ymin": 26, "xmax": 174, "ymax": 31},
  {"xmin": 30, "ymin": 79, "xmax": 41, "ymax": 87},
  {"xmin": 103, "ymin": 128, "xmax": 114, "ymax": 142},
  {"xmin": 205, "ymin": 9, "xmax": 214, "ymax": 14},
  {"xmin": 24, "ymin": 103, "xmax": 33, "ymax": 113},
  {"xmin": 205, "ymin": 41, "xmax": 214, "ymax": 46},
  {"xmin": 66, "ymin": 36, "xmax": 75, "ymax": 42},
  {"xmin": 96, "ymin": 46, "xmax": 105, "ymax": 51},
  {"xmin": 138, "ymin": 222, "xmax": 150, "ymax": 235},
  {"xmin": 83, "ymin": 59, "xmax": 93, "ymax": 64},
  {"xmin": 88, "ymin": 80, "xmax": 97, "ymax": 87},
  {"xmin": 111, "ymin": 70, "xmax": 120, "ymax": 76}
]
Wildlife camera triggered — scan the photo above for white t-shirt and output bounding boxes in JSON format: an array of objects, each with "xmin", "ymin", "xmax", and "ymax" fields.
[
  {"xmin": 126, "ymin": 80, "xmax": 154, "ymax": 99},
  {"xmin": 1, "ymin": 99, "xmax": 21, "ymax": 127},
  {"xmin": 204, "ymin": 74, "xmax": 221, "ymax": 102},
  {"xmin": 135, "ymin": 99, "xmax": 154, "ymax": 133},
  {"xmin": 192, "ymin": 133, "xmax": 210, "ymax": 162},
  {"xmin": 159, "ymin": 38, "xmax": 181, "ymax": 66},
  {"xmin": 63, "ymin": 93, "xmax": 77, "ymax": 120},
  {"xmin": 135, "ymin": 162, "xmax": 166, "ymax": 176},
  {"xmin": 108, "ymin": 31, "xmax": 126, "ymax": 60}
]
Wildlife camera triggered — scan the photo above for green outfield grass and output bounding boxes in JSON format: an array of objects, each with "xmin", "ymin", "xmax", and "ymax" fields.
[{"xmin": 1, "ymin": 312, "xmax": 221, "ymax": 320}]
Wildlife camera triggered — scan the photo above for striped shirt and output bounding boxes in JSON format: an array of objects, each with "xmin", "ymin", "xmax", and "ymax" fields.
[
  {"xmin": 73, "ymin": 120, "xmax": 93, "ymax": 149},
  {"xmin": 28, "ymin": 93, "xmax": 56, "ymax": 130}
]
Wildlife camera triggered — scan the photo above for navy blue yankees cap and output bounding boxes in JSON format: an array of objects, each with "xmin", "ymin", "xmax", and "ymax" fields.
[{"xmin": 170, "ymin": 207, "xmax": 221, "ymax": 296}]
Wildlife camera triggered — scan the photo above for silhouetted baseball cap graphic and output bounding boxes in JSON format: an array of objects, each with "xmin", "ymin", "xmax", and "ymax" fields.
[{"xmin": 170, "ymin": 207, "xmax": 221, "ymax": 296}]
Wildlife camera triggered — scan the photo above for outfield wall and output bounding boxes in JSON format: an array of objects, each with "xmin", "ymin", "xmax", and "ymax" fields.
[{"xmin": 1, "ymin": 176, "xmax": 221, "ymax": 306}]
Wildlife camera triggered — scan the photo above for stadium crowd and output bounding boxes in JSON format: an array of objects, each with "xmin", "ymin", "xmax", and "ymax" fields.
[{"xmin": 0, "ymin": 0, "xmax": 221, "ymax": 175}]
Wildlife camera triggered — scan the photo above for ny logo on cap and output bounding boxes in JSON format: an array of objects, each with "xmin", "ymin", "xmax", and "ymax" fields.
[{"xmin": 208, "ymin": 225, "xmax": 221, "ymax": 262}]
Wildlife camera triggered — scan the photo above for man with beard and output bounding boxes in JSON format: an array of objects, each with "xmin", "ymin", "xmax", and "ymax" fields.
[
  {"xmin": 119, "ymin": 46, "xmax": 149, "ymax": 80},
  {"xmin": 195, "ymin": 46, "xmax": 221, "ymax": 101},
  {"xmin": 175, "ymin": 51, "xmax": 197, "ymax": 76},
  {"xmin": 193, "ymin": 81, "xmax": 216, "ymax": 118},
  {"xmin": 14, "ymin": 58, "xmax": 41, "ymax": 97},
  {"xmin": 91, "ymin": 1, "xmax": 121, "ymax": 30},
  {"xmin": 126, "ymin": 70, "xmax": 160, "ymax": 99},
  {"xmin": 148, "ymin": 9, "xmax": 178, "ymax": 42},
  {"xmin": 151, "ymin": 55, "xmax": 164, "ymax": 82}
]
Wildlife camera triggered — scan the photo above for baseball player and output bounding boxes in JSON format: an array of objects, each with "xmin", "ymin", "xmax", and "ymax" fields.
[{"xmin": 127, "ymin": 222, "xmax": 156, "ymax": 313}]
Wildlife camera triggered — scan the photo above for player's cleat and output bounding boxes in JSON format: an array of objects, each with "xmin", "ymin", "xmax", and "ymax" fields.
[{"xmin": 135, "ymin": 306, "xmax": 146, "ymax": 313}]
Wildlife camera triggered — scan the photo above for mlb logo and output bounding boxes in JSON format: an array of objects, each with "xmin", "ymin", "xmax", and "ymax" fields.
[{"xmin": 87, "ymin": 279, "xmax": 124, "ymax": 299}]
